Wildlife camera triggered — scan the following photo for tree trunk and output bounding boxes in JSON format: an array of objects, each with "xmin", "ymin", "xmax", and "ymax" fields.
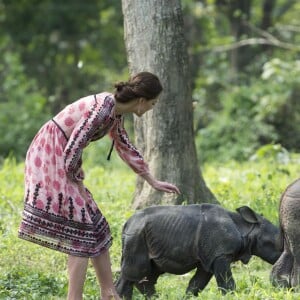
[
  {"xmin": 261, "ymin": 0, "xmax": 276, "ymax": 30},
  {"xmin": 226, "ymin": 0, "xmax": 252, "ymax": 73},
  {"xmin": 122, "ymin": 0, "xmax": 217, "ymax": 208}
]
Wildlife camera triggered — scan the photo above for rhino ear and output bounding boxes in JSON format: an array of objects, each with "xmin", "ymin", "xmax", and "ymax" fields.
[{"xmin": 236, "ymin": 206, "xmax": 259, "ymax": 224}]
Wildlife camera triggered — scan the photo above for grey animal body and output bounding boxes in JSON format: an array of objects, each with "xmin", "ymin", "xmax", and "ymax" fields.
[
  {"xmin": 116, "ymin": 203, "xmax": 281, "ymax": 299},
  {"xmin": 271, "ymin": 178, "xmax": 300, "ymax": 288}
]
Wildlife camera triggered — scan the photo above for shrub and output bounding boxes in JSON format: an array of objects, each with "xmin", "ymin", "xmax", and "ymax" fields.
[{"xmin": 0, "ymin": 36, "xmax": 50, "ymax": 160}]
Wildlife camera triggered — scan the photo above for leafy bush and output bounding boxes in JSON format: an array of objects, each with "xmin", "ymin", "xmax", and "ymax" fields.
[
  {"xmin": 195, "ymin": 82, "xmax": 277, "ymax": 162},
  {"xmin": 259, "ymin": 58, "xmax": 300, "ymax": 150},
  {"xmin": 0, "ymin": 36, "xmax": 50, "ymax": 160},
  {"xmin": 194, "ymin": 58, "xmax": 300, "ymax": 163},
  {"xmin": 0, "ymin": 271, "xmax": 67, "ymax": 299}
]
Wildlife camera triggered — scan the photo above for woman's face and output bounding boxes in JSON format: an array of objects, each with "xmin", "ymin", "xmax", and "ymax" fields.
[{"xmin": 134, "ymin": 98, "xmax": 158, "ymax": 117}]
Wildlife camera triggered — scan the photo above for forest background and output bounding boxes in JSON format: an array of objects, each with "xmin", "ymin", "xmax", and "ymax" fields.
[
  {"xmin": 1, "ymin": 0, "xmax": 300, "ymax": 299},
  {"xmin": 1, "ymin": 0, "xmax": 300, "ymax": 164}
]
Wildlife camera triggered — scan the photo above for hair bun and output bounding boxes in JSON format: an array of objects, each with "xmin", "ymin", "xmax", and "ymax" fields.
[
  {"xmin": 114, "ymin": 81, "xmax": 127, "ymax": 92},
  {"xmin": 114, "ymin": 72, "xmax": 162, "ymax": 103}
]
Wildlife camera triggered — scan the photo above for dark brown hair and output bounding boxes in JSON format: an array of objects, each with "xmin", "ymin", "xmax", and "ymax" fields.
[{"xmin": 114, "ymin": 71, "xmax": 163, "ymax": 103}]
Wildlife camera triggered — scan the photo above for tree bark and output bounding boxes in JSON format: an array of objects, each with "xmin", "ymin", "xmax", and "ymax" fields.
[
  {"xmin": 261, "ymin": 0, "xmax": 276, "ymax": 30},
  {"xmin": 122, "ymin": 0, "xmax": 217, "ymax": 208},
  {"xmin": 226, "ymin": 0, "xmax": 252, "ymax": 73}
]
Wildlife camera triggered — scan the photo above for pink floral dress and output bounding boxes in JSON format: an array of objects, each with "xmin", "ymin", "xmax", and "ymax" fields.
[{"xmin": 18, "ymin": 92, "xmax": 149, "ymax": 257}]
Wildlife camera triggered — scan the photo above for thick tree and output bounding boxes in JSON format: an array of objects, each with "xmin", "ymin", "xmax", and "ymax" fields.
[{"xmin": 121, "ymin": 0, "xmax": 217, "ymax": 208}]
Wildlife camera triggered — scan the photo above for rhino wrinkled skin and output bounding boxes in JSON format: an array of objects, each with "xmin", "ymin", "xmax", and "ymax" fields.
[
  {"xmin": 116, "ymin": 204, "xmax": 281, "ymax": 299},
  {"xmin": 271, "ymin": 178, "xmax": 300, "ymax": 288}
]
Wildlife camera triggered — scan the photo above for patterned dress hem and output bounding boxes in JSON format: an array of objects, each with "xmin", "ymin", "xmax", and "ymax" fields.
[
  {"xmin": 19, "ymin": 201, "xmax": 113, "ymax": 257},
  {"xmin": 18, "ymin": 232, "xmax": 113, "ymax": 257}
]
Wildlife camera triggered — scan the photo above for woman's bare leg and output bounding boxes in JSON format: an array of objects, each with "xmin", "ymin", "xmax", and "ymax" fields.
[
  {"xmin": 67, "ymin": 255, "xmax": 89, "ymax": 300},
  {"xmin": 91, "ymin": 250, "xmax": 121, "ymax": 300}
]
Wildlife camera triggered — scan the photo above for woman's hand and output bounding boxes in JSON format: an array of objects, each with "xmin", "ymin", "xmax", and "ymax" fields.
[
  {"xmin": 141, "ymin": 172, "xmax": 181, "ymax": 194},
  {"xmin": 151, "ymin": 180, "xmax": 181, "ymax": 194}
]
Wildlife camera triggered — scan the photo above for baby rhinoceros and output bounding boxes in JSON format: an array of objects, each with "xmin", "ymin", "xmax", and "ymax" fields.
[{"xmin": 116, "ymin": 204, "xmax": 281, "ymax": 299}]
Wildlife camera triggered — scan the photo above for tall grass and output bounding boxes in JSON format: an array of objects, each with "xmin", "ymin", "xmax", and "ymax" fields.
[{"xmin": 1, "ymin": 149, "xmax": 300, "ymax": 299}]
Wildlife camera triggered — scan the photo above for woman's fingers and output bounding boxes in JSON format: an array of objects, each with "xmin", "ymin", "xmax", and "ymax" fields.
[{"xmin": 155, "ymin": 181, "xmax": 181, "ymax": 194}]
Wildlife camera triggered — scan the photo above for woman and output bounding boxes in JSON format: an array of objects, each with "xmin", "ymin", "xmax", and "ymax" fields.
[{"xmin": 18, "ymin": 71, "xmax": 180, "ymax": 300}]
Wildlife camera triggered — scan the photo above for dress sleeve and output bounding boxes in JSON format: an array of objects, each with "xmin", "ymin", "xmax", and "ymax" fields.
[
  {"xmin": 64, "ymin": 96, "xmax": 115, "ymax": 182},
  {"xmin": 109, "ymin": 116, "xmax": 150, "ymax": 176}
]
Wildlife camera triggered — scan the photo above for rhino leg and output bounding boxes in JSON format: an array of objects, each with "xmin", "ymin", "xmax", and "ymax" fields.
[
  {"xmin": 291, "ymin": 261, "xmax": 300, "ymax": 287},
  {"xmin": 282, "ymin": 198, "xmax": 300, "ymax": 287},
  {"xmin": 288, "ymin": 230, "xmax": 300, "ymax": 287},
  {"xmin": 115, "ymin": 276, "xmax": 134, "ymax": 300},
  {"xmin": 212, "ymin": 256, "xmax": 235, "ymax": 293},
  {"xmin": 186, "ymin": 266, "xmax": 213, "ymax": 296},
  {"xmin": 134, "ymin": 265, "xmax": 161, "ymax": 298},
  {"xmin": 270, "ymin": 249, "xmax": 293, "ymax": 287},
  {"xmin": 116, "ymin": 233, "xmax": 153, "ymax": 299}
]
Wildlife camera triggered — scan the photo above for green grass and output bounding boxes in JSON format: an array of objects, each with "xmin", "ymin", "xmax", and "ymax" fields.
[{"xmin": 1, "ymin": 152, "xmax": 300, "ymax": 299}]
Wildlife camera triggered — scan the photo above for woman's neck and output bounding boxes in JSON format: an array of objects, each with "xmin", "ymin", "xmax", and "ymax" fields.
[{"xmin": 114, "ymin": 99, "xmax": 138, "ymax": 115}]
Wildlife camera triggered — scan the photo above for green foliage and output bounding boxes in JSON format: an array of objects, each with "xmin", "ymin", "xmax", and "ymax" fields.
[
  {"xmin": 0, "ymin": 0, "xmax": 127, "ymax": 114},
  {"xmin": 0, "ymin": 270, "xmax": 67, "ymax": 298},
  {"xmin": 2, "ymin": 155, "xmax": 300, "ymax": 298},
  {"xmin": 0, "ymin": 36, "xmax": 50, "ymax": 159},
  {"xmin": 250, "ymin": 143, "xmax": 290, "ymax": 164},
  {"xmin": 195, "ymin": 82, "xmax": 277, "ymax": 162},
  {"xmin": 188, "ymin": 1, "xmax": 300, "ymax": 163},
  {"xmin": 0, "ymin": 1, "xmax": 130, "ymax": 160},
  {"xmin": 259, "ymin": 59, "xmax": 300, "ymax": 150},
  {"xmin": 1, "ymin": 0, "xmax": 300, "ymax": 162},
  {"xmin": 195, "ymin": 56, "xmax": 300, "ymax": 163}
]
